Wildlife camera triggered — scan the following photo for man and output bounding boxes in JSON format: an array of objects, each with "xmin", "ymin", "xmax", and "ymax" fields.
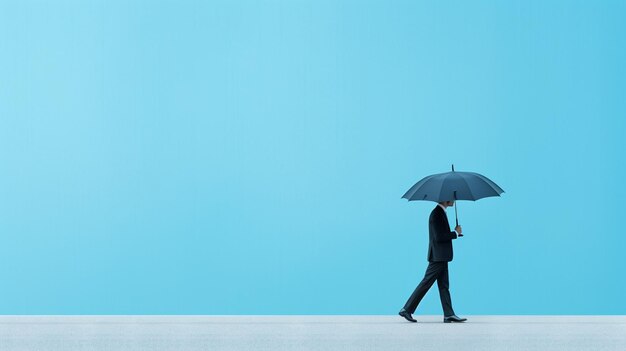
[{"xmin": 398, "ymin": 200, "xmax": 467, "ymax": 323}]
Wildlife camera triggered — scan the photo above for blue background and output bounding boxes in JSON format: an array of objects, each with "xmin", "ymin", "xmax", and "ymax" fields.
[{"xmin": 1, "ymin": 0, "xmax": 625, "ymax": 315}]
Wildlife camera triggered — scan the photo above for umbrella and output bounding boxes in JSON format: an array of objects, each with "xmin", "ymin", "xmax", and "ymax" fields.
[{"xmin": 402, "ymin": 164, "xmax": 504, "ymax": 229}]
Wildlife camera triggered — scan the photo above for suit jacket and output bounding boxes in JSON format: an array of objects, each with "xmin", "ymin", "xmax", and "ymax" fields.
[{"xmin": 427, "ymin": 205, "xmax": 458, "ymax": 262}]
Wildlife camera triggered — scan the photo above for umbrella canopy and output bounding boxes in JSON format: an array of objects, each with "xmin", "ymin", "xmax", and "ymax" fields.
[
  {"xmin": 402, "ymin": 165, "xmax": 504, "ymax": 227},
  {"xmin": 402, "ymin": 165, "xmax": 504, "ymax": 202}
]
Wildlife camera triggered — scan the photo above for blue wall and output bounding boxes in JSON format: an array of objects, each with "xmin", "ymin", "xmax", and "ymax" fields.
[{"xmin": 1, "ymin": 0, "xmax": 625, "ymax": 314}]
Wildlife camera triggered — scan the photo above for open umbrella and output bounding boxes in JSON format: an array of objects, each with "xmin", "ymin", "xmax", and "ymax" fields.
[{"xmin": 402, "ymin": 164, "xmax": 504, "ymax": 228}]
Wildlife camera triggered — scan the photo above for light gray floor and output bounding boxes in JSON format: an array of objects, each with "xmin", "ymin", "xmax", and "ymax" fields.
[{"xmin": 1, "ymin": 315, "xmax": 625, "ymax": 351}]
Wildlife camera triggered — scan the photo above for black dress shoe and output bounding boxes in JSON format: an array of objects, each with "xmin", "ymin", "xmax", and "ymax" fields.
[
  {"xmin": 399, "ymin": 308, "xmax": 417, "ymax": 322},
  {"xmin": 443, "ymin": 315, "xmax": 467, "ymax": 323}
]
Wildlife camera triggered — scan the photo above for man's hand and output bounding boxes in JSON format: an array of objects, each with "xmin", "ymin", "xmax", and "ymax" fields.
[{"xmin": 455, "ymin": 225, "xmax": 463, "ymax": 237}]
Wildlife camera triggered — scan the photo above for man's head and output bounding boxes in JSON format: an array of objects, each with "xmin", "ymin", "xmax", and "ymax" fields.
[{"xmin": 439, "ymin": 200, "xmax": 454, "ymax": 207}]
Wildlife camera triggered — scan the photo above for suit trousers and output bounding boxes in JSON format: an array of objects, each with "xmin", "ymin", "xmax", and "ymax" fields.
[{"xmin": 403, "ymin": 261, "xmax": 455, "ymax": 317}]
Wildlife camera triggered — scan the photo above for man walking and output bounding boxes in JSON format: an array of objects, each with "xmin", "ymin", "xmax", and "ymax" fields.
[{"xmin": 399, "ymin": 200, "xmax": 467, "ymax": 323}]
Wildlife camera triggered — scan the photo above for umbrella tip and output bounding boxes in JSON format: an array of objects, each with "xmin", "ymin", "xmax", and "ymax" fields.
[{"xmin": 452, "ymin": 164, "xmax": 455, "ymax": 172}]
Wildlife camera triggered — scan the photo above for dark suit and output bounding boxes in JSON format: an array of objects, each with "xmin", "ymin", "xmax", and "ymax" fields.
[{"xmin": 403, "ymin": 205, "xmax": 458, "ymax": 316}]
